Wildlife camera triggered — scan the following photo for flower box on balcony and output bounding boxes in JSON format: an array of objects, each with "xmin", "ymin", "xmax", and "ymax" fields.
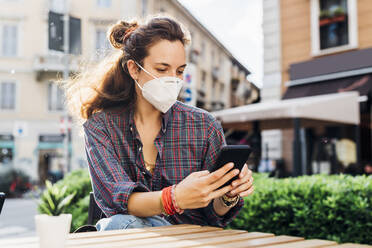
[{"xmin": 319, "ymin": 14, "xmax": 346, "ymax": 26}]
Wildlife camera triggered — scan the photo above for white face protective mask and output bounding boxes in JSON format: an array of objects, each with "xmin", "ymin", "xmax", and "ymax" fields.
[{"xmin": 134, "ymin": 61, "xmax": 184, "ymax": 113}]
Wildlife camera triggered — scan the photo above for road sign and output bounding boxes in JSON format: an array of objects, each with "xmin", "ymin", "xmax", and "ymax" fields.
[
  {"xmin": 183, "ymin": 63, "xmax": 197, "ymax": 106},
  {"xmin": 13, "ymin": 121, "xmax": 29, "ymax": 138}
]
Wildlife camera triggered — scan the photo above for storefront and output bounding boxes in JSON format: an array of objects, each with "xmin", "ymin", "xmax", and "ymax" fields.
[
  {"xmin": 212, "ymin": 92, "xmax": 360, "ymax": 176},
  {"xmin": 0, "ymin": 134, "xmax": 15, "ymax": 166},
  {"xmin": 283, "ymin": 47, "xmax": 372, "ymax": 174},
  {"xmin": 36, "ymin": 134, "xmax": 67, "ymax": 184}
]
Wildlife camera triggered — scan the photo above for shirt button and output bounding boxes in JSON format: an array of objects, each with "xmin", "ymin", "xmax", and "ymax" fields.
[
  {"xmin": 130, "ymin": 127, "xmax": 133, "ymax": 132},
  {"xmin": 139, "ymin": 147, "xmax": 142, "ymax": 152}
]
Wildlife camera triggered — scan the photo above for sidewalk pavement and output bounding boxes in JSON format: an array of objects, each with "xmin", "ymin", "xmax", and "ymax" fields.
[{"xmin": 0, "ymin": 198, "xmax": 38, "ymax": 239}]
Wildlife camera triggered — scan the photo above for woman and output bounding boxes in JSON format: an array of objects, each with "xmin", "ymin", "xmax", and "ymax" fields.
[{"xmin": 66, "ymin": 16, "xmax": 254, "ymax": 231}]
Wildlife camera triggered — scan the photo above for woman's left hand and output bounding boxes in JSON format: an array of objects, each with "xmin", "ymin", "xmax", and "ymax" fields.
[{"xmin": 226, "ymin": 164, "xmax": 254, "ymax": 197}]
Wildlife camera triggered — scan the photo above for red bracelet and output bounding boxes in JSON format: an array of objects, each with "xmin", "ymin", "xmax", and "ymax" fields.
[
  {"xmin": 161, "ymin": 186, "xmax": 176, "ymax": 215},
  {"xmin": 161, "ymin": 185, "xmax": 184, "ymax": 215},
  {"xmin": 161, "ymin": 187, "xmax": 170, "ymax": 215},
  {"xmin": 171, "ymin": 185, "xmax": 184, "ymax": 214},
  {"xmin": 166, "ymin": 187, "xmax": 176, "ymax": 215}
]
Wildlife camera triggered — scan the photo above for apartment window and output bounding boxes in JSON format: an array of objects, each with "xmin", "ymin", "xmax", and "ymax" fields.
[
  {"xmin": 200, "ymin": 41, "xmax": 206, "ymax": 60},
  {"xmin": 201, "ymin": 70, "xmax": 207, "ymax": 83},
  {"xmin": 211, "ymin": 50, "xmax": 215, "ymax": 66},
  {"xmin": 1, "ymin": 25, "xmax": 18, "ymax": 57},
  {"xmin": 142, "ymin": 0, "xmax": 148, "ymax": 16},
  {"xmin": 211, "ymin": 81, "xmax": 217, "ymax": 100},
  {"xmin": 0, "ymin": 81, "xmax": 16, "ymax": 110},
  {"xmin": 95, "ymin": 29, "xmax": 111, "ymax": 58},
  {"xmin": 311, "ymin": 0, "xmax": 357, "ymax": 55},
  {"xmin": 97, "ymin": 0, "xmax": 111, "ymax": 8},
  {"xmin": 48, "ymin": 82, "xmax": 64, "ymax": 111},
  {"xmin": 220, "ymin": 83, "xmax": 225, "ymax": 99}
]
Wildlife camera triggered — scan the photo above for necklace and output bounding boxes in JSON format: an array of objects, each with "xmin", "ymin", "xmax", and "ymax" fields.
[{"xmin": 144, "ymin": 160, "xmax": 156, "ymax": 173}]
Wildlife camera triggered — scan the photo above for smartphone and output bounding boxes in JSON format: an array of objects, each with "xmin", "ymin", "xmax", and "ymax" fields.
[
  {"xmin": 0, "ymin": 192, "xmax": 5, "ymax": 215},
  {"xmin": 209, "ymin": 145, "xmax": 252, "ymax": 188}
]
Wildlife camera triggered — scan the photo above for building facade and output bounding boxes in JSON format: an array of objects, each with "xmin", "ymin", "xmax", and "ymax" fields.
[
  {"xmin": 262, "ymin": 0, "xmax": 372, "ymax": 173},
  {"xmin": 0, "ymin": 0, "xmax": 256, "ymax": 182}
]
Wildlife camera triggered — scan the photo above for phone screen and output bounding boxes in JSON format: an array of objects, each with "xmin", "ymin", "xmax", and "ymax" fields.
[{"xmin": 209, "ymin": 145, "xmax": 251, "ymax": 188}]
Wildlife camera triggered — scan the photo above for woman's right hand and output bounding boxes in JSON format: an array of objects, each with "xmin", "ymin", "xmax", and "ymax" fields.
[{"xmin": 174, "ymin": 163, "xmax": 239, "ymax": 210}]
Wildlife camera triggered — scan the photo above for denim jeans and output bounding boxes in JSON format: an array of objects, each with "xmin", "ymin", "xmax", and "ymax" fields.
[{"xmin": 96, "ymin": 214, "xmax": 172, "ymax": 231}]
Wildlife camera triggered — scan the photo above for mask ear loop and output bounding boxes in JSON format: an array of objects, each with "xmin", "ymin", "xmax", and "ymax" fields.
[
  {"xmin": 134, "ymin": 61, "xmax": 158, "ymax": 80},
  {"xmin": 133, "ymin": 61, "xmax": 157, "ymax": 91},
  {"xmin": 134, "ymin": 79, "xmax": 143, "ymax": 90}
]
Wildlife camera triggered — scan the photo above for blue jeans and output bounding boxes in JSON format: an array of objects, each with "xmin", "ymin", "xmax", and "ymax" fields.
[{"xmin": 96, "ymin": 214, "xmax": 172, "ymax": 231}]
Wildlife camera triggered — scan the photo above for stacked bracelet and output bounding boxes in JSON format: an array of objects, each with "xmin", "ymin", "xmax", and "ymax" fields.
[
  {"xmin": 162, "ymin": 186, "xmax": 175, "ymax": 215},
  {"xmin": 220, "ymin": 194, "xmax": 240, "ymax": 208},
  {"xmin": 161, "ymin": 185, "xmax": 184, "ymax": 216},
  {"xmin": 171, "ymin": 185, "xmax": 184, "ymax": 214}
]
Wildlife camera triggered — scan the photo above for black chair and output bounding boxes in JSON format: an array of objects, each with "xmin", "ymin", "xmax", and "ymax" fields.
[
  {"xmin": 74, "ymin": 192, "xmax": 106, "ymax": 233},
  {"xmin": 0, "ymin": 192, "xmax": 5, "ymax": 215},
  {"xmin": 88, "ymin": 192, "xmax": 106, "ymax": 225}
]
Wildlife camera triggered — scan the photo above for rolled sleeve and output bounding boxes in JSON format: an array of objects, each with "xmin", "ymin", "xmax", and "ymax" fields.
[
  {"xmin": 83, "ymin": 119, "xmax": 148, "ymax": 217},
  {"xmin": 200, "ymin": 117, "xmax": 244, "ymax": 227}
]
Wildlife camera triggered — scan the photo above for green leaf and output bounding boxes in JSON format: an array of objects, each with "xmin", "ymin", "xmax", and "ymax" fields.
[
  {"xmin": 44, "ymin": 190, "xmax": 55, "ymax": 212},
  {"xmin": 56, "ymin": 193, "xmax": 75, "ymax": 214},
  {"xmin": 38, "ymin": 202, "xmax": 53, "ymax": 216}
]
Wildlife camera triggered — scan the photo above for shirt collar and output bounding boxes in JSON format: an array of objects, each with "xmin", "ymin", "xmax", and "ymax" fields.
[{"xmin": 127, "ymin": 104, "xmax": 173, "ymax": 134}]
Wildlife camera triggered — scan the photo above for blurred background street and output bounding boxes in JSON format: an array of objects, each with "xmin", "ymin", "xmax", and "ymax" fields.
[
  {"xmin": 0, "ymin": 199, "xmax": 37, "ymax": 239},
  {"xmin": 0, "ymin": 0, "xmax": 371, "ymax": 243}
]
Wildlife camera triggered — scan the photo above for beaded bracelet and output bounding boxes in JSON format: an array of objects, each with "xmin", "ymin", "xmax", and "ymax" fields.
[
  {"xmin": 171, "ymin": 185, "xmax": 184, "ymax": 214},
  {"xmin": 161, "ymin": 185, "xmax": 184, "ymax": 216}
]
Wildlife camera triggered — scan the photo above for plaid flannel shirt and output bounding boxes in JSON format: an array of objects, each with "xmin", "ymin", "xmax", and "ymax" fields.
[{"xmin": 83, "ymin": 101, "xmax": 244, "ymax": 227}]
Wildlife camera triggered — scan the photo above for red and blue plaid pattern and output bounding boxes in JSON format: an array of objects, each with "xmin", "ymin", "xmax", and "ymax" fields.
[{"xmin": 83, "ymin": 101, "xmax": 243, "ymax": 227}]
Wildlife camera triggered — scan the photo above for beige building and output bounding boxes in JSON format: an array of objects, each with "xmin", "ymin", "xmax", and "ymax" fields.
[
  {"xmin": 261, "ymin": 0, "xmax": 371, "ymax": 174},
  {"xmin": 0, "ymin": 0, "xmax": 257, "ymax": 182}
]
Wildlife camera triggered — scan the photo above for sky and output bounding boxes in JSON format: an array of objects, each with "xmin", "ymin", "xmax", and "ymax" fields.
[{"xmin": 178, "ymin": 0, "xmax": 263, "ymax": 88}]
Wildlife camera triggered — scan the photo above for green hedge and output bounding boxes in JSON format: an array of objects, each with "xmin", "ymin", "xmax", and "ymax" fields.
[
  {"xmin": 39, "ymin": 169, "xmax": 372, "ymax": 244},
  {"xmin": 229, "ymin": 173, "xmax": 372, "ymax": 245},
  {"xmin": 38, "ymin": 169, "xmax": 92, "ymax": 231}
]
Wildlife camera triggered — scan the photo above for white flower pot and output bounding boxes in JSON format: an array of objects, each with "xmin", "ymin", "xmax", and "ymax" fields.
[{"xmin": 35, "ymin": 214, "xmax": 72, "ymax": 248}]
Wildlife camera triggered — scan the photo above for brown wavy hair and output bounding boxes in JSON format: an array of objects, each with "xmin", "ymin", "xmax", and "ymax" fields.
[{"xmin": 64, "ymin": 15, "xmax": 190, "ymax": 122}]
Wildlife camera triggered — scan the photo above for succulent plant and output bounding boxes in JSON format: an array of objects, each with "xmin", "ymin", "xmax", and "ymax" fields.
[{"xmin": 38, "ymin": 180, "xmax": 75, "ymax": 216}]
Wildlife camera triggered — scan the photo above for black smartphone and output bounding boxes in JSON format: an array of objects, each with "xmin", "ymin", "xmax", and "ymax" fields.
[
  {"xmin": 209, "ymin": 145, "xmax": 252, "ymax": 188},
  {"xmin": 0, "ymin": 192, "xmax": 5, "ymax": 215}
]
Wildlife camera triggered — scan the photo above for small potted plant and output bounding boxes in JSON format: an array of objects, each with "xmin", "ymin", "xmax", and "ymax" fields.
[
  {"xmin": 319, "ymin": 9, "xmax": 332, "ymax": 26},
  {"xmin": 35, "ymin": 180, "xmax": 75, "ymax": 248},
  {"xmin": 333, "ymin": 6, "xmax": 346, "ymax": 22},
  {"xmin": 333, "ymin": 6, "xmax": 346, "ymax": 16}
]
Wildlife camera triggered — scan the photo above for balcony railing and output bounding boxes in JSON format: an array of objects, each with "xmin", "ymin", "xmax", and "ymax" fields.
[{"xmin": 33, "ymin": 54, "xmax": 81, "ymax": 73}]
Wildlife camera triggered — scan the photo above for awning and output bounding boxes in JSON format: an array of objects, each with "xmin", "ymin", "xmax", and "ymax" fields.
[
  {"xmin": 289, "ymin": 47, "xmax": 372, "ymax": 80},
  {"xmin": 283, "ymin": 74, "xmax": 372, "ymax": 100},
  {"xmin": 36, "ymin": 143, "xmax": 72, "ymax": 151},
  {"xmin": 212, "ymin": 92, "xmax": 361, "ymax": 176},
  {"xmin": 0, "ymin": 141, "xmax": 15, "ymax": 149},
  {"xmin": 212, "ymin": 92, "xmax": 360, "ymax": 131}
]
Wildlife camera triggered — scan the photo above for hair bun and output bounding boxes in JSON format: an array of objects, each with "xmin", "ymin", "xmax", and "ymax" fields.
[{"xmin": 108, "ymin": 20, "xmax": 139, "ymax": 49}]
